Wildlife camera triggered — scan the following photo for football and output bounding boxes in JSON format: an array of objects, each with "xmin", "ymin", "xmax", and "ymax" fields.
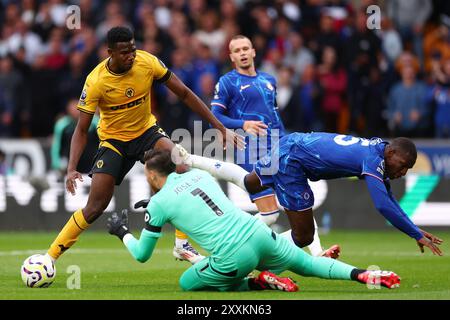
[{"xmin": 21, "ymin": 254, "xmax": 56, "ymax": 288}]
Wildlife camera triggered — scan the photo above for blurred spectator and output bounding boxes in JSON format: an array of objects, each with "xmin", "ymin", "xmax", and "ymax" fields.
[
  {"xmin": 193, "ymin": 9, "xmax": 226, "ymax": 59},
  {"xmin": 427, "ymin": 58, "xmax": 450, "ymax": 138},
  {"xmin": 387, "ymin": 65, "xmax": 428, "ymax": 137},
  {"xmin": 379, "ymin": 17, "xmax": 403, "ymax": 65},
  {"xmin": 0, "ymin": 55, "xmax": 23, "ymax": 136},
  {"xmin": 365, "ymin": 67, "xmax": 388, "ymax": 137},
  {"xmin": 344, "ymin": 10, "xmax": 381, "ymax": 133},
  {"xmin": 309, "ymin": 12, "xmax": 342, "ymax": 62},
  {"xmin": 317, "ymin": 46, "xmax": 347, "ymax": 132},
  {"xmin": 7, "ymin": 19, "xmax": 43, "ymax": 64},
  {"xmin": 43, "ymin": 29, "xmax": 68, "ymax": 70},
  {"xmin": 29, "ymin": 54, "xmax": 60, "ymax": 137},
  {"xmin": 283, "ymin": 32, "xmax": 315, "ymax": 85},
  {"xmin": 191, "ymin": 41, "xmax": 219, "ymax": 97},
  {"xmin": 58, "ymin": 51, "xmax": 87, "ymax": 110},
  {"xmin": 297, "ymin": 63, "xmax": 323, "ymax": 132},
  {"xmin": 269, "ymin": 16, "xmax": 292, "ymax": 57},
  {"xmin": 33, "ymin": 1, "xmax": 56, "ymax": 42},
  {"xmin": 276, "ymin": 66, "xmax": 301, "ymax": 132},
  {"xmin": 21, "ymin": 0, "xmax": 37, "ymax": 26},
  {"xmin": 386, "ymin": 0, "xmax": 432, "ymax": 66},
  {"xmin": 423, "ymin": 16, "xmax": 450, "ymax": 73},
  {"xmin": 51, "ymin": 99, "xmax": 99, "ymax": 174}
]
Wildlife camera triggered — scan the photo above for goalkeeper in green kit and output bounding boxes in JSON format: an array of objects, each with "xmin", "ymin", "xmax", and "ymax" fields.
[{"xmin": 107, "ymin": 148, "xmax": 401, "ymax": 291}]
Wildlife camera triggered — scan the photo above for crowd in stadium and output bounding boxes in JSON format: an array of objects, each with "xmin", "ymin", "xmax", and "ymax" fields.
[{"xmin": 0, "ymin": 0, "xmax": 449, "ymax": 140}]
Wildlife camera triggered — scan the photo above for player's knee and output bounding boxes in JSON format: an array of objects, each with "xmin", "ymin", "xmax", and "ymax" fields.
[
  {"xmin": 255, "ymin": 211, "xmax": 279, "ymax": 226},
  {"xmin": 83, "ymin": 202, "xmax": 108, "ymax": 223},
  {"xmin": 179, "ymin": 273, "xmax": 197, "ymax": 291},
  {"xmin": 291, "ymin": 230, "xmax": 315, "ymax": 248}
]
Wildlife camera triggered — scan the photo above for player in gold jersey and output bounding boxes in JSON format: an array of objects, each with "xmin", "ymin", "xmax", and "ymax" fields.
[{"xmin": 45, "ymin": 27, "xmax": 243, "ymax": 266}]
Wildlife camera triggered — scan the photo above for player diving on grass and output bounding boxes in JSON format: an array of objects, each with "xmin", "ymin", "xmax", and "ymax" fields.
[
  {"xmin": 210, "ymin": 35, "xmax": 339, "ymax": 258},
  {"xmin": 107, "ymin": 149, "xmax": 401, "ymax": 291},
  {"xmin": 175, "ymin": 132, "xmax": 444, "ymax": 256},
  {"xmin": 45, "ymin": 26, "xmax": 244, "ymax": 267}
]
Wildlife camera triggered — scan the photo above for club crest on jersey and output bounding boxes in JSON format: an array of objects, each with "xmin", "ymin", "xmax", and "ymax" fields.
[
  {"xmin": 125, "ymin": 88, "xmax": 135, "ymax": 98},
  {"xmin": 96, "ymin": 160, "xmax": 104, "ymax": 169},
  {"xmin": 266, "ymin": 82, "xmax": 274, "ymax": 91}
]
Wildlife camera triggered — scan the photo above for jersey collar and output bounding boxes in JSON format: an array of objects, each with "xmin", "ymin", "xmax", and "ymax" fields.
[{"xmin": 105, "ymin": 58, "xmax": 131, "ymax": 76}]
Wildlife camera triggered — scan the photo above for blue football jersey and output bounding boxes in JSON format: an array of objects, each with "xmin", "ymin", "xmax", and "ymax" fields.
[
  {"xmin": 211, "ymin": 69, "xmax": 285, "ymax": 136},
  {"xmin": 284, "ymin": 132, "xmax": 388, "ymax": 182}
]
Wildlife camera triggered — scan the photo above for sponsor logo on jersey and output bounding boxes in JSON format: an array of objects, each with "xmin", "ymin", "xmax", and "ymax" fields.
[
  {"xmin": 240, "ymin": 84, "xmax": 251, "ymax": 91},
  {"xmin": 106, "ymin": 88, "xmax": 115, "ymax": 93},
  {"xmin": 110, "ymin": 95, "xmax": 147, "ymax": 111},
  {"xmin": 144, "ymin": 213, "xmax": 150, "ymax": 222},
  {"xmin": 125, "ymin": 87, "xmax": 135, "ymax": 98}
]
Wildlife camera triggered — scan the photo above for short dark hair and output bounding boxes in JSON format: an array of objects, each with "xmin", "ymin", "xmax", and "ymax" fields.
[
  {"xmin": 390, "ymin": 137, "xmax": 417, "ymax": 162},
  {"xmin": 144, "ymin": 149, "xmax": 176, "ymax": 176},
  {"xmin": 107, "ymin": 26, "xmax": 133, "ymax": 49}
]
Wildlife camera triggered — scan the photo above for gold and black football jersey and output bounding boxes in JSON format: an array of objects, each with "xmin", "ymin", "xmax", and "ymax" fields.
[{"xmin": 78, "ymin": 50, "xmax": 171, "ymax": 141}]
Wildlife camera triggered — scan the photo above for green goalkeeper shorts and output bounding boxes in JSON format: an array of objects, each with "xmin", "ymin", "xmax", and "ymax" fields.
[{"xmin": 178, "ymin": 225, "xmax": 304, "ymax": 291}]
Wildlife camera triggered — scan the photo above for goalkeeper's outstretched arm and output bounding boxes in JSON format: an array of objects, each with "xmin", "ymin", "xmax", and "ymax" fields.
[{"xmin": 122, "ymin": 229, "xmax": 161, "ymax": 263}]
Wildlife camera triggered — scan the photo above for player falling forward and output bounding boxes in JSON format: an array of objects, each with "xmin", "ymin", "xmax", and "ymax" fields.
[
  {"xmin": 45, "ymin": 27, "xmax": 244, "ymax": 267},
  {"xmin": 175, "ymin": 132, "xmax": 444, "ymax": 255},
  {"xmin": 107, "ymin": 149, "xmax": 401, "ymax": 291},
  {"xmin": 211, "ymin": 35, "xmax": 338, "ymax": 258}
]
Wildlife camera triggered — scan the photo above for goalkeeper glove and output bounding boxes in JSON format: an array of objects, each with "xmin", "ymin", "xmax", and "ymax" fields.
[
  {"xmin": 134, "ymin": 199, "xmax": 150, "ymax": 209},
  {"xmin": 107, "ymin": 209, "xmax": 130, "ymax": 241}
]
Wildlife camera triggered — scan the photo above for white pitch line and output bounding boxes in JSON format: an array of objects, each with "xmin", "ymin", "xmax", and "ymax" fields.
[{"xmin": 0, "ymin": 248, "xmax": 169, "ymax": 256}]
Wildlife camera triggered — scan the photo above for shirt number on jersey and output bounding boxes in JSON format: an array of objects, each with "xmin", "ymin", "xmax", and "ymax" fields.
[
  {"xmin": 334, "ymin": 135, "xmax": 370, "ymax": 147},
  {"xmin": 191, "ymin": 188, "xmax": 224, "ymax": 216}
]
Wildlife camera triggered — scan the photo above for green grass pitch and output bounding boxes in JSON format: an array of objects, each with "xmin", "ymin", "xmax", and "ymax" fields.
[{"xmin": 1, "ymin": 230, "xmax": 449, "ymax": 300}]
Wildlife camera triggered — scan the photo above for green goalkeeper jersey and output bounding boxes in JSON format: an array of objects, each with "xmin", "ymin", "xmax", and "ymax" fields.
[{"xmin": 146, "ymin": 169, "xmax": 263, "ymax": 259}]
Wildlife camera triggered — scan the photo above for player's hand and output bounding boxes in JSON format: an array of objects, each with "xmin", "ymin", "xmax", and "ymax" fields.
[
  {"xmin": 66, "ymin": 170, "xmax": 83, "ymax": 195},
  {"xmin": 222, "ymin": 127, "xmax": 246, "ymax": 150},
  {"xmin": 417, "ymin": 236, "xmax": 443, "ymax": 256},
  {"xmin": 243, "ymin": 121, "xmax": 268, "ymax": 137},
  {"xmin": 107, "ymin": 209, "xmax": 130, "ymax": 240},
  {"xmin": 134, "ymin": 199, "xmax": 150, "ymax": 209},
  {"xmin": 420, "ymin": 229, "xmax": 443, "ymax": 245}
]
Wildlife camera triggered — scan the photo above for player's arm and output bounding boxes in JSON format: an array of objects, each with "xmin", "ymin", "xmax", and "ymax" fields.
[
  {"xmin": 65, "ymin": 111, "xmax": 93, "ymax": 195},
  {"xmin": 212, "ymin": 105, "xmax": 268, "ymax": 136},
  {"xmin": 211, "ymin": 79, "xmax": 267, "ymax": 136},
  {"xmin": 364, "ymin": 175, "xmax": 443, "ymax": 255},
  {"xmin": 164, "ymin": 73, "xmax": 245, "ymax": 149},
  {"xmin": 107, "ymin": 209, "xmax": 162, "ymax": 263}
]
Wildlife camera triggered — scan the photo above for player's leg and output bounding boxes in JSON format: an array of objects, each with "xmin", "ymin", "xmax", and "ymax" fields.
[
  {"xmin": 174, "ymin": 143, "xmax": 264, "ymax": 193},
  {"xmin": 151, "ymin": 135, "xmax": 204, "ymax": 264},
  {"xmin": 253, "ymin": 194, "xmax": 280, "ymax": 226},
  {"xmin": 47, "ymin": 173, "xmax": 115, "ymax": 260},
  {"xmin": 178, "ymin": 234, "xmax": 296, "ymax": 292},
  {"xmin": 262, "ymin": 231, "xmax": 400, "ymax": 289},
  {"xmin": 285, "ymin": 237, "xmax": 400, "ymax": 288},
  {"xmin": 47, "ymin": 145, "xmax": 125, "ymax": 260},
  {"xmin": 283, "ymin": 208, "xmax": 315, "ymax": 247},
  {"xmin": 178, "ymin": 254, "xmax": 255, "ymax": 292},
  {"xmin": 281, "ymin": 209, "xmax": 340, "ymax": 258}
]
